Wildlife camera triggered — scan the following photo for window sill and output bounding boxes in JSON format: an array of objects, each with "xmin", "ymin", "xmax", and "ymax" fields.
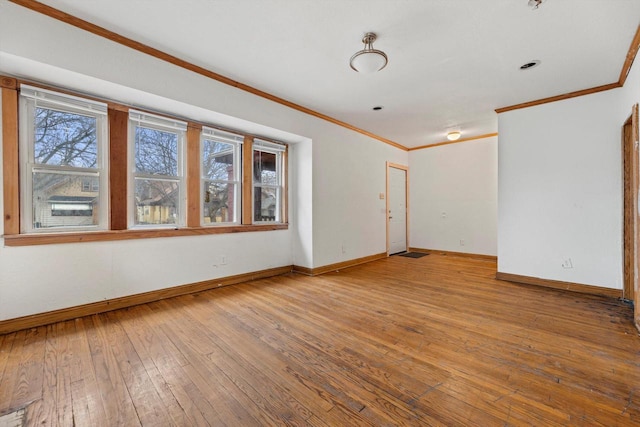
[{"xmin": 3, "ymin": 223, "xmax": 288, "ymax": 247}]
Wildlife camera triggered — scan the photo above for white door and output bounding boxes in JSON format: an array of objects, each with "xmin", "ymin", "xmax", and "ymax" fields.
[{"xmin": 388, "ymin": 166, "xmax": 407, "ymax": 254}]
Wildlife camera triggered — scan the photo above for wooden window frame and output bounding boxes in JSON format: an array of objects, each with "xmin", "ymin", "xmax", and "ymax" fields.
[{"xmin": 1, "ymin": 76, "xmax": 288, "ymax": 246}]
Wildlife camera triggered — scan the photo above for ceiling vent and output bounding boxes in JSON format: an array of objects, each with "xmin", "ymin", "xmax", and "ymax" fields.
[{"xmin": 520, "ymin": 60, "xmax": 541, "ymax": 70}]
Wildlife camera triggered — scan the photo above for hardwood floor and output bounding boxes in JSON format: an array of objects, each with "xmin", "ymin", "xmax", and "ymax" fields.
[{"xmin": 0, "ymin": 254, "xmax": 639, "ymax": 426}]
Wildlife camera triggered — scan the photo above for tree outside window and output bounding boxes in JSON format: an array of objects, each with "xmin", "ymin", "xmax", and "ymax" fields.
[
  {"xmin": 130, "ymin": 111, "xmax": 186, "ymax": 227},
  {"xmin": 201, "ymin": 129, "xmax": 242, "ymax": 225},
  {"xmin": 20, "ymin": 86, "xmax": 107, "ymax": 232}
]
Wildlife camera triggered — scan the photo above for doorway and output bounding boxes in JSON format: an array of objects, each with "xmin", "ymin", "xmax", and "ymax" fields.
[
  {"xmin": 622, "ymin": 103, "xmax": 639, "ymax": 330},
  {"xmin": 387, "ymin": 163, "xmax": 408, "ymax": 255}
]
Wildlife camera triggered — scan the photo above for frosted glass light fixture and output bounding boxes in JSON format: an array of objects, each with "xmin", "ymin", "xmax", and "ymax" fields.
[
  {"xmin": 447, "ymin": 131, "xmax": 461, "ymax": 141},
  {"xmin": 350, "ymin": 32, "xmax": 388, "ymax": 73}
]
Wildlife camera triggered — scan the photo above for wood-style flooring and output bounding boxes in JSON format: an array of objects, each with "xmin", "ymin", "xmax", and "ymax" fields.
[{"xmin": 0, "ymin": 254, "xmax": 639, "ymax": 426}]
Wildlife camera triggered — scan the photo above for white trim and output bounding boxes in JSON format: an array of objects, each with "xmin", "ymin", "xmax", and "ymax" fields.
[
  {"xmin": 128, "ymin": 112, "xmax": 186, "ymax": 228},
  {"xmin": 31, "ymin": 165, "xmax": 100, "ymax": 175},
  {"xmin": 21, "ymin": 85, "xmax": 107, "ymax": 115},
  {"xmin": 254, "ymin": 138, "xmax": 286, "ymax": 153},
  {"xmin": 19, "ymin": 88, "xmax": 108, "ymax": 233},
  {"xmin": 202, "ymin": 127, "xmax": 244, "ymax": 144},
  {"xmin": 200, "ymin": 130, "xmax": 242, "ymax": 225},
  {"xmin": 252, "ymin": 145, "xmax": 284, "ymax": 223},
  {"xmin": 129, "ymin": 110, "xmax": 187, "ymax": 132}
]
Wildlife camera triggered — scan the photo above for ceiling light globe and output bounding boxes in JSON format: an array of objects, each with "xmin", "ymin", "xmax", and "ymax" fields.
[
  {"xmin": 350, "ymin": 51, "xmax": 388, "ymax": 73},
  {"xmin": 447, "ymin": 131, "xmax": 461, "ymax": 141}
]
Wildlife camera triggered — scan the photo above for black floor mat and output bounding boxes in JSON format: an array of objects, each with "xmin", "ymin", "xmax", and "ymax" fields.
[{"xmin": 397, "ymin": 252, "xmax": 429, "ymax": 258}]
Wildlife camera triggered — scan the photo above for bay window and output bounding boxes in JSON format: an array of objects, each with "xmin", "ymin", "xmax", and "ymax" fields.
[{"xmin": 3, "ymin": 76, "xmax": 288, "ymax": 246}]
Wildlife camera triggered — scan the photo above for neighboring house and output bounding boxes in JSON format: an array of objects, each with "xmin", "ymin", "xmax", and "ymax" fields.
[
  {"xmin": 33, "ymin": 176, "xmax": 98, "ymax": 228},
  {"xmin": 135, "ymin": 180, "xmax": 178, "ymax": 225}
]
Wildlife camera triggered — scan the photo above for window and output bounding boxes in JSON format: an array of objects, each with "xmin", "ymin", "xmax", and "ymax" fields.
[
  {"xmin": 5, "ymin": 77, "xmax": 289, "ymax": 245},
  {"xmin": 252, "ymin": 139, "xmax": 285, "ymax": 223},
  {"xmin": 19, "ymin": 86, "xmax": 108, "ymax": 232},
  {"xmin": 81, "ymin": 178, "xmax": 99, "ymax": 192},
  {"xmin": 129, "ymin": 111, "xmax": 186, "ymax": 227},
  {"xmin": 201, "ymin": 128, "xmax": 242, "ymax": 225}
]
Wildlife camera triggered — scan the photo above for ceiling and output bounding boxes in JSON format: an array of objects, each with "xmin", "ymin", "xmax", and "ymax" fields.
[{"xmin": 29, "ymin": 0, "xmax": 640, "ymax": 148}]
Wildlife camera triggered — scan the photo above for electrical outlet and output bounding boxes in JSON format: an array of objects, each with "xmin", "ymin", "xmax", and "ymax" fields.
[
  {"xmin": 220, "ymin": 255, "xmax": 227, "ymax": 265},
  {"xmin": 460, "ymin": 239, "xmax": 465, "ymax": 246},
  {"xmin": 561, "ymin": 258, "xmax": 573, "ymax": 269},
  {"xmin": 341, "ymin": 244, "xmax": 346, "ymax": 254},
  {"xmin": 441, "ymin": 212, "xmax": 447, "ymax": 219}
]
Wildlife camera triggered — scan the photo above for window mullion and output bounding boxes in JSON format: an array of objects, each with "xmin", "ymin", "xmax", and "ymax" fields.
[
  {"xmin": 187, "ymin": 123, "xmax": 201, "ymax": 227},
  {"xmin": 109, "ymin": 106, "xmax": 129, "ymax": 230},
  {"xmin": 2, "ymin": 78, "xmax": 20, "ymax": 235},
  {"xmin": 242, "ymin": 136, "xmax": 253, "ymax": 225}
]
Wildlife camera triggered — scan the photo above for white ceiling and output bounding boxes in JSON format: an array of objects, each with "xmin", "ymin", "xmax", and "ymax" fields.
[{"xmin": 34, "ymin": 0, "xmax": 640, "ymax": 148}]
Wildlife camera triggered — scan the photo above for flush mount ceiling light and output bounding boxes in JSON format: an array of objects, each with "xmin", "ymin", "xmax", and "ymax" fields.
[
  {"xmin": 350, "ymin": 32, "xmax": 388, "ymax": 73},
  {"xmin": 447, "ymin": 131, "xmax": 461, "ymax": 141}
]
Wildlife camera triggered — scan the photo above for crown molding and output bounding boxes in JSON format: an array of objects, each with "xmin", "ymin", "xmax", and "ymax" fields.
[{"xmin": 8, "ymin": 0, "xmax": 408, "ymax": 151}]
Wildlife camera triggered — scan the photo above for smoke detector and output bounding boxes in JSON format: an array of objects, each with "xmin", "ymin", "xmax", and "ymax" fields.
[{"xmin": 528, "ymin": 0, "xmax": 545, "ymax": 9}]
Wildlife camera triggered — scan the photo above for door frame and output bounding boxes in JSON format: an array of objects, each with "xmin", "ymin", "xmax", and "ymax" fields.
[
  {"xmin": 386, "ymin": 162, "xmax": 409, "ymax": 256},
  {"xmin": 622, "ymin": 103, "xmax": 639, "ymax": 331}
]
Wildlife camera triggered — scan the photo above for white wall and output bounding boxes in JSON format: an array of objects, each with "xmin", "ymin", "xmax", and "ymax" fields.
[
  {"xmin": 312, "ymin": 131, "xmax": 407, "ymax": 266},
  {"xmin": 290, "ymin": 139, "xmax": 314, "ymax": 268},
  {"xmin": 0, "ymin": 3, "xmax": 407, "ymax": 320},
  {"xmin": 497, "ymin": 54, "xmax": 640, "ymax": 289},
  {"xmin": 409, "ymin": 137, "xmax": 498, "ymax": 256}
]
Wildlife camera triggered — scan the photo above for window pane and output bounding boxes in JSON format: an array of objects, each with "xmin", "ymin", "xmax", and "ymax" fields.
[
  {"xmin": 254, "ymin": 186, "xmax": 279, "ymax": 222},
  {"xmin": 203, "ymin": 140, "xmax": 235, "ymax": 180},
  {"xmin": 34, "ymin": 107, "xmax": 97, "ymax": 168},
  {"xmin": 32, "ymin": 172, "xmax": 99, "ymax": 229},
  {"xmin": 253, "ymin": 150, "xmax": 277, "ymax": 185},
  {"xmin": 134, "ymin": 178, "xmax": 179, "ymax": 225},
  {"xmin": 81, "ymin": 178, "xmax": 99, "ymax": 192},
  {"xmin": 203, "ymin": 181, "xmax": 236, "ymax": 223},
  {"xmin": 135, "ymin": 126, "xmax": 178, "ymax": 176}
]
